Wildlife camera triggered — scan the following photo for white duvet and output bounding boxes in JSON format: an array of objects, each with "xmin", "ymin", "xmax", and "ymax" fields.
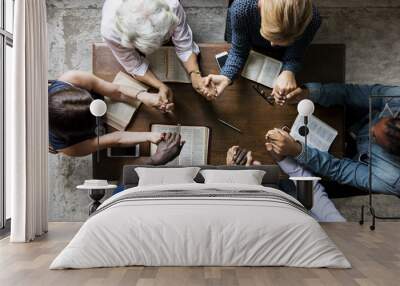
[{"xmin": 50, "ymin": 183, "xmax": 350, "ymax": 269}]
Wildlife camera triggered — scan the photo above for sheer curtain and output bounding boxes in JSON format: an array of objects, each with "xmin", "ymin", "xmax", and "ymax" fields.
[{"xmin": 7, "ymin": 0, "xmax": 48, "ymax": 242}]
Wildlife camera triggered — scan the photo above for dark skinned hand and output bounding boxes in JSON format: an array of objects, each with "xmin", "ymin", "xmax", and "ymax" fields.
[
  {"xmin": 233, "ymin": 147, "xmax": 249, "ymax": 165},
  {"xmin": 226, "ymin": 146, "xmax": 261, "ymax": 166},
  {"xmin": 150, "ymin": 133, "xmax": 185, "ymax": 165}
]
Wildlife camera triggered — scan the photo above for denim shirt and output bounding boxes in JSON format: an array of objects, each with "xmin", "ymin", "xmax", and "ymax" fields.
[{"xmin": 296, "ymin": 83, "xmax": 400, "ymax": 196}]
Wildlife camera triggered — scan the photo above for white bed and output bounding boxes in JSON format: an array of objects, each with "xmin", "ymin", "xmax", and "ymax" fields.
[{"xmin": 50, "ymin": 183, "xmax": 350, "ymax": 269}]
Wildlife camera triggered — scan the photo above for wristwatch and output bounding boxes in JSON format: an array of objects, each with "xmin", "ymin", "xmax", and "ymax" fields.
[{"xmin": 188, "ymin": 70, "xmax": 201, "ymax": 77}]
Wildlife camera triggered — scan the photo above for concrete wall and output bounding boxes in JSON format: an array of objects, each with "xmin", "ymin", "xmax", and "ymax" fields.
[{"xmin": 47, "ymin": 0, "xmax": 400, "ymax": 221}]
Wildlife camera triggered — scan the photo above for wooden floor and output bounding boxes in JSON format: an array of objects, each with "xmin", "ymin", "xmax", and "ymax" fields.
[{"xmin": 0, "ymin": 223, "xmax": 399, "ymax": 286}]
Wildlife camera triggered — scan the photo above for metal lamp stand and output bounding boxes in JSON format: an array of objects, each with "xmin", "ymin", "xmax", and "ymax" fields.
[{"xmin": 359, "ymin": 95, "xmax": 400, "ymax": 230}]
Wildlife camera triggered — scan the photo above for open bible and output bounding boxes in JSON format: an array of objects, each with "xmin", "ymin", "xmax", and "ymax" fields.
[
  {"xmin": 241, "ymin": 50, "xmax": 283, "ymax": 88},
  {"xmin": 290, "ymin": 114, "xmax": 338, "ymax": 152},
  {"xmin": 147, "ymin": 47, "xmax": 191, "ymax": 83},
  {"xmin": 105, "ymin": 71, "xmax": 149, "ymax": 130},
  {"xmin": 150, "ymin": 124, "xmax": 210, "ymax": 165}
]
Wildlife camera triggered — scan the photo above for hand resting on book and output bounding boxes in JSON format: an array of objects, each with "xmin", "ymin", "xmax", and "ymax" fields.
[{"xmin": 150, "ymin": 133, "xmax": 186, "ymax": 165}]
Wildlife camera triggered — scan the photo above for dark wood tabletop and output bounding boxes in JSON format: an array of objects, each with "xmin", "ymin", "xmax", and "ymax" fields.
[{"xmin": 92, "ymin": 43, "xmax": 345, "ymax": 180}]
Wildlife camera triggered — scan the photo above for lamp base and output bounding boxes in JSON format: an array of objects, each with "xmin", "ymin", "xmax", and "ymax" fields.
[
  {"xmin": 296, "ymin": 180, "xmax": 314, "ymax": 210},
  {"xmin": 298, "ymin": 126, "xmax": 310, "ymax": 137}
]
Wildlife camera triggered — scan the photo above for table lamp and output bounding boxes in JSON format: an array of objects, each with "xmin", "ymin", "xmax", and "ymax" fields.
[
  {"xmin": 290, "ymin": 99, "xmax": 319, "ymax": 210},
  {"xmin": 90, "ymin": 99, "xmax": 107, "ymax": 163},
  {"xmin": 297, "ymin": 99, "xmax": 315, "ymax": 162}
]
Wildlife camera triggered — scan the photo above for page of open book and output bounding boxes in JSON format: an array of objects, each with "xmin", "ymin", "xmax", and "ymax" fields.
[
  {"xmin": 105, "ymin": 72, "xmax": 145, "ymax": 130},
  {"xmin": 290, "ymin": 114, "xmax": 338, "ymax": 152},
  {"xmin": 114, "ymin": 71, "xmax": 149, "ymax": 91},
  {"xmin": 150, "ymin": 125, "xmax": 208, "ymax": 166},
  {"xmin": 241, "ymin": 51, "xmax": 265, "ymax": 83},
  {"xmin": 147, "ymin": 47, "xmax": 190, "ymax": 83},
  {"xmin": 167, "ymin": 48, "xmax": 191, "ymax": 83},
  {"xmin": 105, "ymin": 99, "xmax": 138, "ymax": 130},
  {"xmin": 147, "ymin": 49, "xmax": 168, "ymax": 82},
  {"xmin": 178, "ymin": 127, "xmax": 207, "ymax": 165},
  {"xmin": 258, "ymin": 57, "xmax": 282, "ymax": 88}
]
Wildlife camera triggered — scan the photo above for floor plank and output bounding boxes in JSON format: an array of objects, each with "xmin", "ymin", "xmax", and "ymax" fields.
[{"xmin": 0, "ymin": 222, "xmax": 399, "ymax": 286}]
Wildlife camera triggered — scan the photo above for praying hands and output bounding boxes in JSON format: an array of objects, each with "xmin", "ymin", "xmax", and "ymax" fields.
[{"xmin": 190, "ymin": 72, "xmax": 218, "ymax": 100}]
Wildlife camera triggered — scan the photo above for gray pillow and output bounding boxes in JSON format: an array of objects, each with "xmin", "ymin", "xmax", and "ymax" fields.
[
  {"xmin": 200, "ymin": 169, "xmax": 266, "ymax": 185},
  {"xmin": 135, "ymin": 167, "xmax": 201, "ymax": 186}
]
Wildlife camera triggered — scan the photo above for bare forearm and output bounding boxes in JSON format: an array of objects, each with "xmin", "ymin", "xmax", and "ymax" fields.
[
  {"xmin": 183, "ymin": 53, "xmax": 200, "ymax": 75},
  {"xmin": 59, "ymin": 131, "xmax": 154, "ymax": 157},
  {"xmin": 109, "ymin": 131, "xmax": 154, "ymax": 147},
  {"xmin": 134, "ymin": 69, "xmax": 164, "ymax": 89}
]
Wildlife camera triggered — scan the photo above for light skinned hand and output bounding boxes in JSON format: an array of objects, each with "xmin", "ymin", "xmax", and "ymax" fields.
[
  {"xmin": 191, "ymin": 73, "xmax": 218, "ymax": 100},
  {"xmin": 226, "ymin": 146, "xmax": 239, "ymax": 165},
  {"xmin": 203, "ymin": 74, "xmax": 231, "ymax": 99},
  {"xmin": 245, "ymin": 151, "xmax": 261, "ymax": 166},
  {"xmin": 157, "ymin": 84, "xmax": 175, "ymax": 112},
  {"xmin": 148, "ymin": 132, "xmax": 165, "ymax": 144},
  {"xmin": 137, "ymin": 91, "xmax": 174, "ymax": 112},
  {"xmin": 226, "ymin": 146, "xmax": 261, "ymax": 166},
  {"xmin": 274, "ymin": 86, "xmax": 311, "ymax": 106},
  {"xmin": 272, "ymin": 70, "xmax": 297, "ymax": 106}
]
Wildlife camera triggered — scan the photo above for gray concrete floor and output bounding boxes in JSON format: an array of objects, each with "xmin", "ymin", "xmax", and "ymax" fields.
[{"xmin": 47, "ymin": 0, "xmax": 400, "ymax": 221}]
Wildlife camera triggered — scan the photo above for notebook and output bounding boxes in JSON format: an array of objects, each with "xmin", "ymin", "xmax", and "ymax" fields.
[
  {"xmin": 105, "ymin": 72, "xmax": 148, "ymax": 130},
  {"xmin": 241, "ymin": 50, "xmax": 283, "ymax": 88},
  {"xmin": 290, "ymin": 114, "xmax": 338, "ymax": 152},
  {"xmin": 147, "ymin": 47, "xmax": 191, "ymax": 83},
  {"xmin": 150, "ymin": 124, "xmax": 210, "ymax": 165}
]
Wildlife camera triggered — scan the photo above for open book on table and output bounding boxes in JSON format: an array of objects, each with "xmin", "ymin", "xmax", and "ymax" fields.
[
  {"xmin": 290, "ymin": 114, "xmax": 338, "ymax": 152},
  {"xmin": 105, "ymin": 71, "xmax": 148, "ymax": 130},
  {"xmin": 241, "ymin": 50, "xmax": 283, "ymax": 88},
  {"xmin": 150, "ymin": 124, "xmax": 210, "ymax": 165},
  {"xmin": 147, "ymin": 47, "xmax": 191, "ymax": 83}
]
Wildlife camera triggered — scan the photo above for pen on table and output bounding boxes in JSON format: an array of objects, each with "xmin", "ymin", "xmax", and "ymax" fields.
[
  {"xmin": 177, "ymin": 123, "xmax": 181, "ymax": 135},
  {"xmin": 217, "ymin": 118, "xmax": 242, "ymax": 133}
]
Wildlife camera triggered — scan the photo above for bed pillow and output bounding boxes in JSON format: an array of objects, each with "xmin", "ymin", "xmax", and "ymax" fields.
[
  {"xmin": 135, "ymin": 167, "xmax": 201, "ymax": 186},
  {"xmin": 200, "ymin": 169, "xmax": 266, "ymax": 185}
]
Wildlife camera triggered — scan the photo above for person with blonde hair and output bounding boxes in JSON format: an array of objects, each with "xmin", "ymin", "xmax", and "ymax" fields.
[
  {"xmin": 101, "ymin": 0, "xmax": 215, "ymax": 108},
  {"xmin": 204, "ymin": 0, "xmax": 321, "ymax": 100}
]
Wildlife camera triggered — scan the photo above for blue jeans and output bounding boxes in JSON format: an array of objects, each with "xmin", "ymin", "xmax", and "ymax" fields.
[
  {"xmin": 296, "ymin": 83, "xmax": 400, "ymax": 196},
  {"xmin": 278, "ymin": 158, "xmax": 346, "ymax": 222}
]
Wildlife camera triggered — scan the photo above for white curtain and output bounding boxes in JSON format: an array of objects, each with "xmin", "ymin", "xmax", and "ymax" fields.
[{"xmin": 7, "ymin": 0, "xmax": 49, "ymax": 242}]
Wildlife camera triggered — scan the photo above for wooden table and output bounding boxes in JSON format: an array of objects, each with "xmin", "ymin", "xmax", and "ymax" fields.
[{"xmin": 93, "ymin": 43, "xmax": 345, "ymax": 180}]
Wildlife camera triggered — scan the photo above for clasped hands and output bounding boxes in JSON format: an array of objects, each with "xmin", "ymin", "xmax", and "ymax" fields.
[
  {"xmin": 227, "ymin": 128, "xmax": 302, "ymax": 166},
  {"xmin": 133, "ymin": 73, "xmax": 226, "ymax": 111},
  {"xmin": 195, "ymin": 70, "xmax": 307, "ymax": 105},
  {"xmin": 132, "ymin": 69, "xmax": 309, "ymax": 111}
]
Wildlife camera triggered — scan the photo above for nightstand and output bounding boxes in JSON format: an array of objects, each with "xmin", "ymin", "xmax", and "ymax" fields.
[{"xmin": 77, "ymin": 180, "xmax": 117, "ymax": 215}]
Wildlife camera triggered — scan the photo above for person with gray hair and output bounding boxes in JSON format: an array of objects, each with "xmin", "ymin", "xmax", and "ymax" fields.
[{"xmin": 101, "ymin": 0, "xmax": 215, "ymax": 110}]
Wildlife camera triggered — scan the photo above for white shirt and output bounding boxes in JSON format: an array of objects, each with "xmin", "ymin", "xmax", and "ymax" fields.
[{"xmin": 101, "ymin": 0, "xmax": 200, "ymax": 76}]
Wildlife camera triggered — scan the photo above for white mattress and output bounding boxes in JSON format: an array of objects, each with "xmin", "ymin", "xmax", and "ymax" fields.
[{"xmin": 50, "ymin": 183, "xmax": 350, "ymax": 269}]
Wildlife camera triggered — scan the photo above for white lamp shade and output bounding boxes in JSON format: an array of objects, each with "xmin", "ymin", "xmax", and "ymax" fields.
[
  {"xmin": 297, "ymin": 99, "xmax": 315, "ymax": 116},
  {"xmin": 90, "ymin": 99, "xmax": 107, "ymax": 117}
]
